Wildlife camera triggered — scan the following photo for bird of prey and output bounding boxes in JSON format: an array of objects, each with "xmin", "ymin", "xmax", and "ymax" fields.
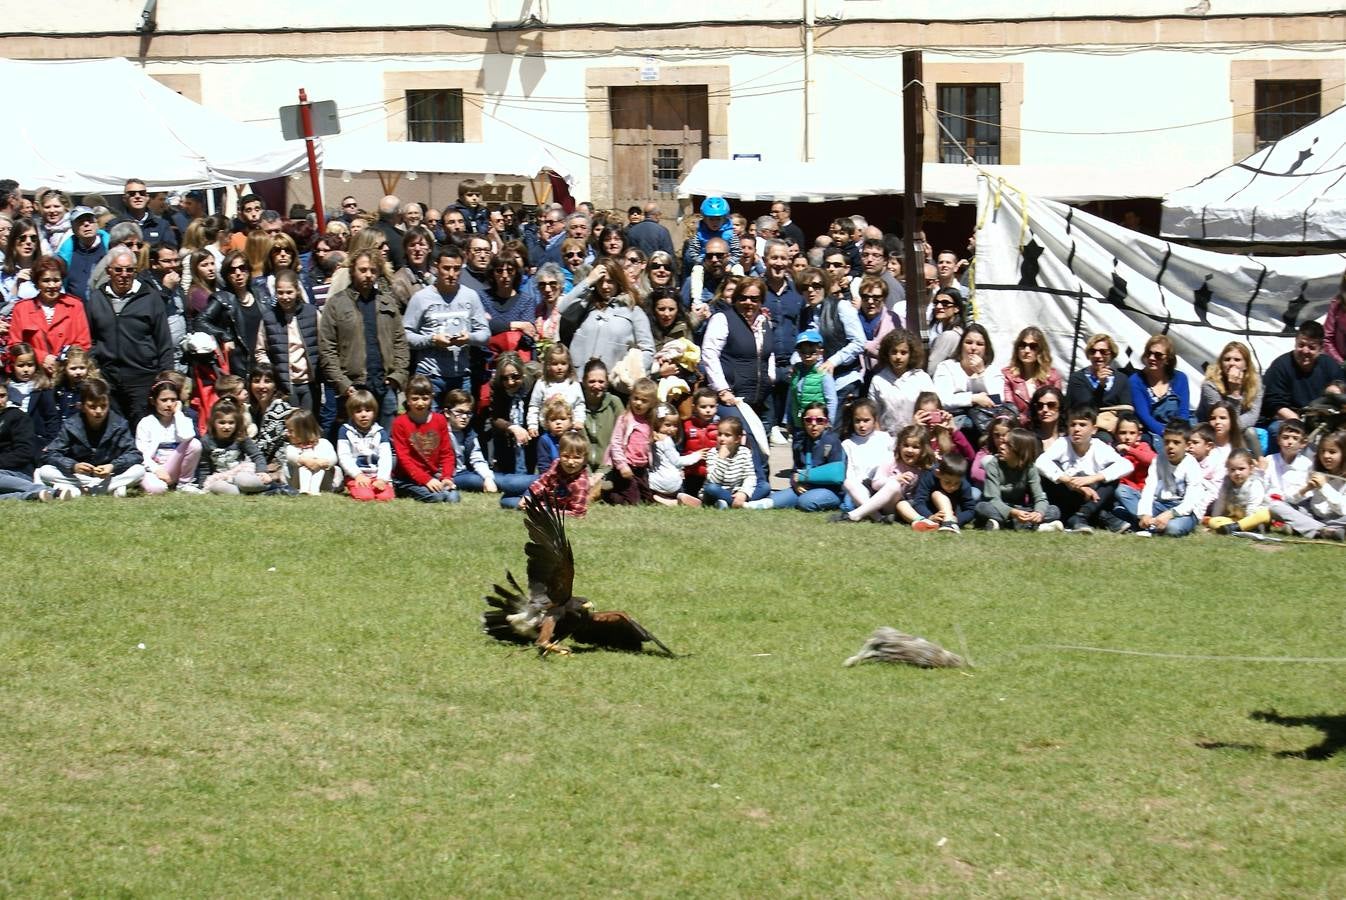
[
  {"xmin": 481, "ymin": 495, "xmax": 672, "ymax": 656},
  {"xmin": 844, "ymin": 627, "xmax": 965, "ymax": 668}
]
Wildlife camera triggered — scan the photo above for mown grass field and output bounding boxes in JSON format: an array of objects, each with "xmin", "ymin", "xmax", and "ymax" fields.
[{"xmin": 3, "ymin": 495, "xmax": 1344, "ymax": 897}]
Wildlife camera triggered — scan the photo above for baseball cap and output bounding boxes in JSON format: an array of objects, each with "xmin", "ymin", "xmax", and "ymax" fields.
[
  {"xmin": 795, "ymin": 327, "xmax": 823, "ymax": 346},
  {"xmin": 70, "ymin": 206, "xmax": 96, "ymax": 222}
]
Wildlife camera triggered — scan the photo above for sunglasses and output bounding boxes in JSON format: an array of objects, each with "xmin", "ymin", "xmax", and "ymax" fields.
[
  {"xmin": 125, "ymin": 189, "xmax": 148, "ymax": 197},
  {"xmin": 564, "ymin": 252, "xmax": 584, "ymax": 259},
  {"xmin": 1019, "ymin": 341, "xmax": 1040, "ymax": 350},
  {"xmin": 825, "ymin": 261, "xmax": 848, "ymax": 268},
  {"xmin": 705, "ymin": 252, "xmax": 727, "ymax": 259},
  {"xmin": 227, "ymin": 264, "xmax": 249, "ymax": 273},
  {"xmin": 537, "ymin": 281, "xmax": 559, "ymax": 289},
  {"xmin": 16, "ymin": 234, "xmax": 36, "ymax": 242},
  {"xmin": 802, "ymin": 416, "xmax": 828, "ymax": 424},
  {"xmin": 124, "ymin": 240, "xmax": 144, "ymax": 249},
  {"xmin": 493, "ymin": 264, "xmax": 519, "ymax": 273},
  {"xmin": 502, "ymin": 373, "xmax": 523, "ymax": 382},
  {"xmin": 649, "ymin": 262, "xmax": 671, "ymax": 271},
  {"xmin": 342, "ymin": 201, "xmax": 358, "ymax": 208},
  {"xmin": 803, "ymin": 282, "xmax": 823, "ymax": 290},
  {"xmin": 1088, "ymin": 347, "xmax": 1110, "ymax": 356},
  {"xmin": 109, "ymin": 266, "xmax": 137, "ymax": 274},
  {"xmin": 1145, "ymin": 350, "xmax": 1167, "ymax": 359},
  {"xmin": 1035, "ymin": 401, "xmax": 1059, "ymax": 410},
  {"xmin": 624, "ymin": 257, "xmax": 643, "ymax": 264},
  {"xmin": 933, "ymin": 300, "xmax": 956, "ymax": 308},
  {"xmin": 737, "ymin": 293, "xmax": 762, "ymax": 301},
  {"xmin": 861, "ymin": 293, "xmax": 885, "ymax": 301}
]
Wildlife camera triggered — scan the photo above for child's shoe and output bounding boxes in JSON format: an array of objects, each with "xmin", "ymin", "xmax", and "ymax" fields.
[
  {"xmin": 714, "ymin": 499, "xmax": 728, "ymax": 510},
  {"xmin": 983, "ymin": 519, "xmax": 1000, "ymax": 531},
  {"xmin": 938, "ymin": 520, "xmax": 961, "ymax": 534},
  {"xmin": 912, "ymin": 518, "xmax": 940, "ymax": 532},
  {"xmin": 828, "ymin": 511, "xmax": 854, "ymax": 523},
  {"xmin": 1217, "ymin": 522, "xmax": 1241, "ymax": 535},
  {"xmin": 1037, "ymin": 521, "xmax": 1065, "ymax": 532},
  {"xmin": 744, "ymin": 498, "xmax": 774, "ymax": 510}
]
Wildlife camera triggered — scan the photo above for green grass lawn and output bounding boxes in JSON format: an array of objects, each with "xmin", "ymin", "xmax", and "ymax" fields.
[{"xmin": 3, "ymin": 495, "xmax": 1344, "ymax": 897}]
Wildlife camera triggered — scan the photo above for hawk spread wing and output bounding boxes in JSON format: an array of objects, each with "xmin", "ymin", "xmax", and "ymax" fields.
[{"xmin": 481, "ymin": 494, "xmax": 673, "ymax": 656}]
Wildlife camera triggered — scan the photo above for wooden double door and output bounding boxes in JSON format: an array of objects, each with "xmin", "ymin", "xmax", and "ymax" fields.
[{"xmin": 610, "ymin": 85, "xmax": 709, "ymax": 220}]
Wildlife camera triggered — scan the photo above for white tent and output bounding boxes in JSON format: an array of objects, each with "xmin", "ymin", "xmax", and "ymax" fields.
[
  {"xmin": 319, "ymin": 136, "xmax": 572, "ymax": 185},
  {"xmin": 677, "ymin": 158, "xmax": 1209, "ymax": 204},
  {"xmin": 0, "ymin": 57, "xmax": 309, "ymax": 193},
  {"xmin": 1161, "ymin": 104, "xmax": 1346, "ymax": 243}
]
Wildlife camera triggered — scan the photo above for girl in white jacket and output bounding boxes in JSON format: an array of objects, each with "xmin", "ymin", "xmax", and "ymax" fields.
[
  {"xmin": 137, "ymin": 379, "xmax": 201, "ymax": 493},
  {"xmin": 1268, "ymin": 429, "xmax": 1346, "ymax": 540}
]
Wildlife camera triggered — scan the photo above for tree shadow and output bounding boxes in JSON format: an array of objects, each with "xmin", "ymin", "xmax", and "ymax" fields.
[{"xmin": 1198, "ymin": 709, "xmax": 1346, "ymax": 760}]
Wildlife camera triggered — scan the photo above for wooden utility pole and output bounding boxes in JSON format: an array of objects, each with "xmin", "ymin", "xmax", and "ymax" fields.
[{"xmin": 901, "ymin": 50, "xmax": 926, "ymax": 339}]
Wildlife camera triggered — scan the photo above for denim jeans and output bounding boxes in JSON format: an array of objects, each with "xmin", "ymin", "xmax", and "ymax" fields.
[
  {"xmin": 770, "ymin": 487, "xmax": 843, "ymax": 511},
  {"xmin": 1113, "ymin": 484, "xmax": 1197, "ymax": 536}
]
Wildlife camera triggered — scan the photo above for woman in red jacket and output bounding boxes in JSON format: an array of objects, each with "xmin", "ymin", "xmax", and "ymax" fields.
[{"xmin": 6, "ymin": 257, "xmax": 92, "ymax": 376}]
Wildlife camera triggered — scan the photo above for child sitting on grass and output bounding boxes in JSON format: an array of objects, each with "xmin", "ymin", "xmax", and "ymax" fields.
[
  {"xmin": 1099, "ymin": 413, "xmax": 1155, "ymax": 532},
  {"xmin": 136, "ymin": 378, "xmax": 200, "ymax": 494},
  {"xmin": 1205, "ymin": 449, "xmax": 1270, "ymax": 534},
  {"xmin": 1261, "ymin": 418, "xmax": 1312, "ymax": 501},
  {"xmin": 523, "ymin": 428, "xmax": 590, "ymax": 517},
  {"xmin": 679, "ymin": 387, "xmax": 719, "ymax": 497},
  {"xmin": 282, "ymin": 409, "xmax": 338, "ymax": 495},
  {"xmin": 910, "ymin": 452, "xmax": 977, "ymax": 533},
  {"xmin": 1114, "ymin": 421, "xmax": 1202, "ymax": 537},
  {"xmin": 534, "ymin": 397, "xmax": 575, "ymax": 477},
  {"xmin": 0, "ymin": 371, "xmax": 51, "ymax": 500},
  {"xmin": 1267, "ymin": 428, "xmax": 1346, "ymax": 541},
  {"xmin": 976, "ymin": 427, "xmax": 1059, "ymax": 531},
  {"xmin": 648, "ymin": 404, "xmax": 701, "ymax": 506},
  {"xmin": 392, "ymin": 375, "xmax": 457, "ymax": 503},
  {"xmin": 834, "ymin": 423, "xmax": 932, "ymax": 524},
  {"xmin": 701, "ymin": 416, "xmax": 756, "ymax": 509},
  {"xmin": 194, "ymin": 398, "xmax": 270, "ymax": 495},
  {"xmin": 38, "ymin": 378, "xmax": 144, "ymax": 498},
  {"xmin": 840, "ymin": 397, "xmax": 894, "ymax": 513},
  {"xmin": 1034, "ymin": 405, "xmax": 1133, "ymax": 534},
  {"xmin": 753, "ymin": 401, "xmax": 845, "ymax": 512},
  {"xmin": 337, "ymin": 390, "xmax": 393, "ymax": 501}
]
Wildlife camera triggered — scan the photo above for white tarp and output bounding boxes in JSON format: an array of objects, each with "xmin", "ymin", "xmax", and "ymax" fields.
[
  {"xmin": 320, "ymin": 137, "xmax": 573, "ymax": 184},
  {"xmin": 1161, "ymin": 104, "xmax": 1346, "ymax": 243},
  {"xmin": 0, "ymin": 57, "xmax": 309, "ymax": 193},
  {"xmin": 974, "ymin": 177, "xmax": 1345, "ymax": 388},
  {"xmin": 678, "ymin": 158, "xmax": 1209, "ymax": 204}
]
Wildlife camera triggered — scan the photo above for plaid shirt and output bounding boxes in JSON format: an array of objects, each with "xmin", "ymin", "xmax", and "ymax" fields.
[{"xmin": 527, "ymin": 461, "xmax": 590, "ymax": 518}]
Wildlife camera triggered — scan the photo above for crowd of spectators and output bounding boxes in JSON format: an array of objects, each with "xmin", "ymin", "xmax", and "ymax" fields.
[{"xmin": 1, "ymin": 175, "xmax": 1343, "ymax": 537}]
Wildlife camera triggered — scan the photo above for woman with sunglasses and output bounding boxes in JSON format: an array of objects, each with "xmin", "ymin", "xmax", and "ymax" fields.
[
  {"xmin": 1, "ymin": 218, "xmax": 43, "ymax": 304},
  {"xmin": 558, "ymin": 237, "xmax": 590, "ymax": 285},
  {"xmin": 1028, "ymin": 385, "xmax": 1067, "ymax": 453},
  {"xmin": 621, "ymin": 247, "xmax": 648, "ymax": 294},
  {"xmin": 702, "ymin": 276, "xmax": 775, "ymax": 418},
  {"xmin": 531, "ymin": 262, "xmax": 567, "ymax": 345},
  {"xmin": 924, "ymin": 289, "xmax": 965, "ymax": 374},
  {"xmin": 1066, "ymin": 332, "xmax": 1133, "ymax": 434},
  {"xmin": 482, "ymin": 251, "xmax": 538, "ymax": 346},
  {"xmin": 255, "ymin": 232, "xmax": 305, "ymax": 308},
  {"xmin": 1001, "ymin": 326, "xmax": 1062, "ymax": 425},
  {"xmin": 200, "ymin": 250, "xmax": 258, "ymax": 379},
  {"xmin": 84, "ymin": 222, "xmax": 146, "ymax": 298},
  {"xmin": 1129, "ymin": 333, "xmax": 1193, "ymax": 447},
  {"xmin": 645, "ymin": 251, "xmax": 677, "ymax": 295}
]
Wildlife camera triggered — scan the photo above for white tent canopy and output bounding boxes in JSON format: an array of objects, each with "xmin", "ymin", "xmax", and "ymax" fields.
[
  {"xmin": 0, "ymin": 57, "xmax": 309, "ymax": 193},
  {"xmin": 1162, "ymin": 104, "xmax": 1346, "ymax": 243},
  {"xmin": 320, "ymin": 136, "xmax": 573, "ymax": 184},
  {"xmin": 677, "ymin": 158, "xmax": 1209, "ymax": 205}
]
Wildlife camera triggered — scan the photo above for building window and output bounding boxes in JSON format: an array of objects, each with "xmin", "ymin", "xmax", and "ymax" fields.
[
  {"xmin": 406, "ymin": 89, "xmax": 464, "ymax": 143},
  {"xmin": 1254, "ymin": 80, "xmax": 1321, "ymax": 148},
  {"xmin": 937, "ymin": 84, "xmax": 1001, "ymax": 164},
  {"xmin": 653, "ymin": 148, "xmax": 682, "ymax": 194}
]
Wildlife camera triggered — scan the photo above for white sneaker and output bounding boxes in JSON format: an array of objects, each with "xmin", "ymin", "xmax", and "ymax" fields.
[
  {"xmin": 177, "ymin": 482, "xmax": 204, "ymax": 494},
  {"xmin": 1067, "ymin": 524, "xmax": 1095, "ymax": 535},
  {"xmin": 770, "ymin": 426, "xmax": 790, "ymax": 446},
  {"xmin": 1134, "ymin": 529, "xmax": 1153, "ymax": 538},
  {"xmin": 983, "ymin": 519, "xmax": 1001, "ymax": 531},
  {"xmin": 1037, "ymin": 521, "xmax": 1065, "ymax": 532},
  {"xmin": 744, "ymin": 498, "xmax": 774, "ymax": 510},
  {"xmin": 714, "ymin": 499, "xmax": 728, "ymax": 510},
  {"xmin": 111, "ymin": 486, "xmax": 129, "ymax": 498}
]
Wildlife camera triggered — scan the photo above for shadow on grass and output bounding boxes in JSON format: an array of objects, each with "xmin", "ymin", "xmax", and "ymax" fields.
[{"xmin": 1197, "ymin": 709, "xmax": 1346, "ymax": 760}]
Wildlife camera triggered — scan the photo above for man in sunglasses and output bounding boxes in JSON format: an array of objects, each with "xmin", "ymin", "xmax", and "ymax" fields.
[
  {"xmin": 110, "ymin": 178, "xmax": 176, "ymax": 248},
  {"xmin": 84, "ymin": 246, "xmax": 175, "ymax": 424},
  {"xmin": 762, "ymin": 240, "xmax": 804, "ymax": 441},
  {"xmin": 626, "ymin": 201, "xmax": 675, "ymax": 259},
  {"xmin": 680, "ymin": 237, "xmax": 732, "ymax": 310}
]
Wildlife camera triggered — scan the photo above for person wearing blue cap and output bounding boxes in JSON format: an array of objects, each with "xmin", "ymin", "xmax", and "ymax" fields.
[
  {"xmin": 682, "ymin": 196, "xmax": 740, "ymax": 269},
  {"xmin": 783, "ymin": 327, "xmax": 838, "ymax": 434}
]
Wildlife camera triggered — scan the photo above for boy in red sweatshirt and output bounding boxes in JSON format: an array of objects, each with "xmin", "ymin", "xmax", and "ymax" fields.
[
  {"xmin": 391, "ymin": 375, "xmax": 458, "ymax": 502},
  {"xmin": 1099, "ymin": 412, "xmax": 1154, "ymax": 531}
]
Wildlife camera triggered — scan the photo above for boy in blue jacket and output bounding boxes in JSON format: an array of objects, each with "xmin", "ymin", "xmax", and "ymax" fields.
[
  {"xmin": 36, "ymin": 378, "xmax": 145, "ymax": 498},
  {"xmin": 748, "ymin": 401, "xmax": 846, "ymax": 511},
  {"xmin": 911, "ymin": 452, "xmax": 977, "ymax": 533}
]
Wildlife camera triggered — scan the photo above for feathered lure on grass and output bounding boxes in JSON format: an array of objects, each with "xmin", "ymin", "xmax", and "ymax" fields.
[
  {"xmin": 844, "ymin": 627, "xmax": 965, "ymax": 668},
  {"xmin": 481, "ymin": 494, "xmax": 673, "ymax": 657}
]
